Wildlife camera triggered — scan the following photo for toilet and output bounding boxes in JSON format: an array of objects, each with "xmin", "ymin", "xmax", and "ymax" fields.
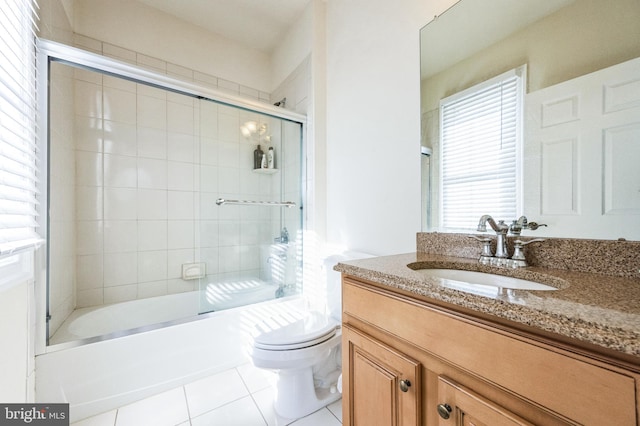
[{"xmin": 249, "ymin": 251, "xmax": 372, "ymax": 419}]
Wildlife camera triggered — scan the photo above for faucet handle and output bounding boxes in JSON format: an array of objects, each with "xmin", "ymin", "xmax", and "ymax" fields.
[
  {"xmin": 527, "ymin": 222, "xmax": 548, "ymax": 231},
  {"xmin": 515, "ymin": 238, "xmax": 546, "ymax": 246},
  {"xmin": 511, "ymin": 238, "xmax": 545, "ymax": 264},
  {"xmin": 469, "ymin": 235, "xmax": 494, "ymax": 264}
]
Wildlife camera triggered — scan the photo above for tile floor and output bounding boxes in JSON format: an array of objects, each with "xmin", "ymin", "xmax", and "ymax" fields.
[{"xmin": 71, "ymin": 363, "xmax": 342, "ymax": 426}]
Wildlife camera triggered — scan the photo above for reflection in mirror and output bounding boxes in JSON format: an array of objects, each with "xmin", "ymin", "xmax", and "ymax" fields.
[{"xmin": 420, "ymin": 0, "xmax": 640, "ymax": 240}]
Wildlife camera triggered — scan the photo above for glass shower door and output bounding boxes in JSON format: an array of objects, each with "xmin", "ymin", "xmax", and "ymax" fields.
[{"xmin": 196, "ymin": 102, "xmax": 303, "ymax": 314}]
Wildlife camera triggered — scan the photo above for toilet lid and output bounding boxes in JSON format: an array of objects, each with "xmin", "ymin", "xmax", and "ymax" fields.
[{"xmin": 254, "ymin": 311, "xmax": 339, "ymax": 351}]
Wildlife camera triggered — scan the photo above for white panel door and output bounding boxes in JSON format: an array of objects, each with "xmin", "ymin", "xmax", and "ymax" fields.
[{"xmin": 524, "ymin": 57, "xmax": 640, "ymax": 240}]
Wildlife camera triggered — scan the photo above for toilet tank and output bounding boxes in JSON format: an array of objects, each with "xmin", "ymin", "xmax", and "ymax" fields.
[{"xmin": 324, "ymin": 251, "xmax": 374, "ymax": 322}]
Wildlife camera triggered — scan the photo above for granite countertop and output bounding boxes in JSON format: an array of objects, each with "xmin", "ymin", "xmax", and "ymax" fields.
[{"xmin": 335, "ymin": 252, "xmax": 640, "ymax": 358}]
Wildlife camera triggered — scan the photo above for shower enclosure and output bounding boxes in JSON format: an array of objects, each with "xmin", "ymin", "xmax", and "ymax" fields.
[{"xmin": 41, "ymin": 41, "xmax": 305, "ymax": 347}]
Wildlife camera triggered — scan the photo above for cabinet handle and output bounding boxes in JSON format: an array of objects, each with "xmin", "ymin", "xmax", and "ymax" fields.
[
  {"xmin": 399, "ymin": 379, "xmax": 411, "ymax": 392},
  {"xmin": 437, "ymin": 403, "xmax": 452, "ymax": 420}
]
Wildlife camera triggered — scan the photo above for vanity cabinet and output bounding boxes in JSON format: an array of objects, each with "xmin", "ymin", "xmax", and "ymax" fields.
[
  {"xmin": 341, "ymin": 276, "xmax": 639, "ymax": 426},
  {"xmin": 343, "ymin": 325, "xmax": 421, "ymax": 425}
]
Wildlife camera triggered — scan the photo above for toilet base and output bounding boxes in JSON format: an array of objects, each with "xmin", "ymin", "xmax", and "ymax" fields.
[{"xmin": 273, "ymin": 366, "xmax": 341, "ymax": 419}]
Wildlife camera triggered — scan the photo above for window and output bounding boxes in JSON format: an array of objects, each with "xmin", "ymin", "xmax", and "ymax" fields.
[
  {"xmin": 439, "ymin": 66, "xmax": 525, "ymax": 230},
  {"xmin": 0, "ymin": 0, "xmax": 42, "ymax": 259}
]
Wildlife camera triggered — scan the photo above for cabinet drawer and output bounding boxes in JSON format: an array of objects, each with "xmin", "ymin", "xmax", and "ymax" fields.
[{"xmin": 343, "ymin": 278, "xmax": 637, "ymax": 425}]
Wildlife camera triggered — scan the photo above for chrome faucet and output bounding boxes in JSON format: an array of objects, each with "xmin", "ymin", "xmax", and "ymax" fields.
[
  {"xmin": 474, "ymin": 215, "xmax": 546, "ymax": 268},
  {"xmin": 477, "ymin": 215, "xmax": 509, "ymax": 259}
]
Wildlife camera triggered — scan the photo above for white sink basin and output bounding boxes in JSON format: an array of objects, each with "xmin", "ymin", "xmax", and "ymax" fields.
[{"xmin": 416, "ymin": 269, "xmax": 557, "ymax": 291}]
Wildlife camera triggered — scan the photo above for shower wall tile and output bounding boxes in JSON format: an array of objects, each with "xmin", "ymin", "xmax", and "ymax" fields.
[
  {"xmin": 168, "ymin": 278, "xmax": 196, "ymax": 294},
  {"xmin": 137, "ymin": 54, "xmax": 167, "ymax": 73},
  {"xmin": 76, "ymin": 151, "xmax": 103, "ymax": 187},
  {"xmin": 66, "ymin": 51, "xmax": 301, "ymax": 312},
  {"xmin": 167, "ymin": 63, "xmax": 193, "ymax": 80},
  {"xmin": 199, "ymin": 222, "xmax": 219, "ymax": 249},
  {"xmin": 219, "ymin": 222, "xmax": 240, "ymax": 247},
  {"xmin": 103, "ymin": 86, "xmax": 137, "ymax": 124},
  {"xmin": 76, "ymin": 186, "xmax": 103, "ymax": 221},
  {"xmin": 218, "ymin": 79, "xmax": 240, "ymax": 95},
  {"xmin": 218, "ymin": 113, "xmax": 240, "ymax": 143},
  {"xmin": 199, "ymin": 196, "xmax": 218, "ymax": 220},
  {"xmin": 218, "ymin": 167, "xmax": 240, "ymax": 194},
  {"xmin": 168, "ymin": 162, "xmax": 194, "ymax": 191},
  {"xmin": 138, "ymin": 189, "xmax": 168, "ymax": 220},
  {"xmin": 167, "ymin": 249, "xmax": 195, "ymax": 280},
  {"xmin": 200, "ymin": 137, "xmax": 220, "ymax": 166},
  {"xmin": 168, "ymin": 102, "xmax": 195, "ymax": 134},
  {"xmin": 103, "ymin": 75, "xmax": 136, "ymax": 93},
  {"xmin": 240, "ymin": 222, "xmax": 260, "ymax": 246},
  {"xmin": 76, "ymin": 255, "xmax": 103, "ymax": 290},
  {"xmin": 75, "ymin": 116, "xmax": 103, "ymax": 153},
  {"xmin": 168, "ymin": 221, "xmax": 195, "ymax": 250},
  {"xmin": 104, "ymin": 188, "xmax": 137, "ymax": 220},
  {"xmin": 138, "ymin": 250, "xmax": 168, "ymax": 283},
  {"xmin": 138, "ymin": 95, "xmax": 167, "ymax": 130},
  {"xmin": 103, "ymin": 120, "xmax": 136, "ymax": 156},
  {"xmin": 104, "ymin": 284, "xmax": 138, "ymax": 305},
  {"xmin": 168, "ymin": 191, "xmax": 194, "ymax": 220},
  {"xmin": 200, "ymin": 248, "xmax": 219, "ymax": 275},
  {"xmin": 102, "ymin": 43, "xmax": 137, "ymax": 63},
  {"xmin": 240, "ymin": 246, "xmax": 260, "ymax": 270},
  {"xmin": 200, "ymin": 104, "xmax": 218, "ymax": 139},
  {"xmin": 138, "ymin": 280, "xmax": 168, "ymax": 299},
  {"xmin": 137, "ymin": 83, "xmax": 166, "ymax": 100},
  {"xmin": 199, "ymin": 166, "xmax": 218, "ymax": 192},
  {"xmin": 239, "ymin": 86, "xmax": 260, "ymax": 100},
  {"xmin": 168, "ymin": 132, "xmax": 195, "ymax": 163},
  {"xmin": 218, "ymin": 142, "xmax": 240, "ymax": 167},
  {"xmin": 77, "ymin": 289, "xmax": 103, "ymax": 307},
  {"xmin": 137, "ymin": 158, "xmax": 168, "ymax": 189},
  {"xmin": 75, "ymin": 80, "xmax": 103, "ymax": 118},
  {"xmin": 193, "ymin": 71, "xmax": 218, "ymax": 87},
  {"xmin": 104, "ymin": 154, "xmax": 137, "ymax": 188},
  {"xmin": 104, "ymin": 252, "xmax": 138, "ymax": 286},
  {"xmin": 138, "ymin": 221, "xmax": 168, "ymax": 251},
  {"xmin": 76, "ymin": 221, "xmax": 104, "ymax": 255},
  {"xmin": 137, "ymin": 126, "xmax": 168, "ymax": 159},
  {"xmin": 168, "ymin": 92, "xmax": 194, "ymax": 107},
  {"xmin": 219, "ymin": 248, "xmax": 241, "ymax": 273},
  {"xmin": 104, "ymin": 221, "xmax": 137, "ymax": 253}
]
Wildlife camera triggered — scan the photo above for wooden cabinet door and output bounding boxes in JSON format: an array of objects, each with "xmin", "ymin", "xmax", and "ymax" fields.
[
  {"xmin": 343, "ymin": 325, "xmax": 421, "ymax": 426},
  {"xmin": 436, "ymin": 376, "xmax": 534, "ymax": 426}
]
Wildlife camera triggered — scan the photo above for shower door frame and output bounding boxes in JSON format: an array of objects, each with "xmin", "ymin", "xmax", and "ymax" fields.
[{"xmin": 35, "ymin": 38, "xmax": 307, "ymax": 354}]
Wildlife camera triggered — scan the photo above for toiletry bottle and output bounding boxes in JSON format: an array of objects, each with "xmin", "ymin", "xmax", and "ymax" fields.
[
  {"xmin": 253, "ymin": 145, "xmax": 263, "ymax": 169},
  {"xmin": 267, "ymin": 147, "xmax": 274, "ymax": 169},
  {"xmin": 261, "ymin": 151, "xmax": 267, "ymax": 168}
]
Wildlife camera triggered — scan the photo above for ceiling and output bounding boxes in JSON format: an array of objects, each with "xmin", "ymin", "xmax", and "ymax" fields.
[{"xmin": 137, "ymin": 0, "xmax": 311, "ymax": 54}]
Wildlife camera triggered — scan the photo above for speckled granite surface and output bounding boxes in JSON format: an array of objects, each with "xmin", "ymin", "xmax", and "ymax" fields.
[{"xmin": 335, "ymin": 234, "xmax": 640, "ymax": 358}]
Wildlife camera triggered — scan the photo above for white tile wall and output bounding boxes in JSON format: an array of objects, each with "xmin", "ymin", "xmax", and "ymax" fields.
[{"xmin": 46, "ymin": 39, "xmax": 305, "ymax": 315}]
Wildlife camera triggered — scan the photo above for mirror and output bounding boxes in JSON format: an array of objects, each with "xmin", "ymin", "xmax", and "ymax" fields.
[{"xmin": 420, "ymin": 0, "xmax": 640, "ymax": 240}]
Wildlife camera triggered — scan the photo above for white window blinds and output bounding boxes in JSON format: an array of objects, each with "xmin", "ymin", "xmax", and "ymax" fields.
[
  {"xmin": 439, "ymin": 66, "xmax": 524, "ymax": 230},
  {"xmin": 0, "ymin": 0, "xmax": 42, "ymax": 256}
]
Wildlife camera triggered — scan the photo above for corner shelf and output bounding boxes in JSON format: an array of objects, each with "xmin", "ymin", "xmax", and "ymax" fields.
[{"xmin": 253, "ymin": 168, "xmax": 278, "ymax": 175}]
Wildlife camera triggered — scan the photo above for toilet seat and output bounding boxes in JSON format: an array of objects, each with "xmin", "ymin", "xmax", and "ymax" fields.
[{"xmin": 254, "ymin": 311, "xmax": 339, "ymax": 351}]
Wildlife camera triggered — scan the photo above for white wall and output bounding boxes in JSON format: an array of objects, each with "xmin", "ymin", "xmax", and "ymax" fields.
[
  {"xmin": 74, "ymin": 0, "xmax": 272, "ymax": 93},
  {"xmin": 0, "ymin": 280, "xmax": 33, "ymax": 402},
  {"xmin": 324, "ymin": 0, "xmax": 457, "ymax": 255}
]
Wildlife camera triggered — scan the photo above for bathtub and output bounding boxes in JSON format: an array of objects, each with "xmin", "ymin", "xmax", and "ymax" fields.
[
  {"xmin": 36, "ymin": 290, "xmax": 307, "ymax": 423},
  {"xmin": 49, "ymin": 279, "xmax": 280, "ymax": 345}
]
